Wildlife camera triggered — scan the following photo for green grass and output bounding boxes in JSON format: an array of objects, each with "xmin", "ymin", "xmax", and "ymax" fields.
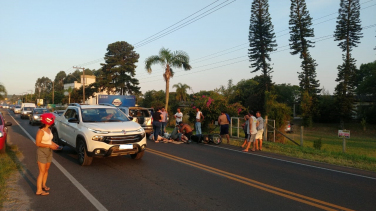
[
  {"xmin": 0, "ymin": 144, "xmax": 22, "ymax": 208},
  {"xmin": 165, "ymin": 121, "xmax": 376, "ymax": 172}
]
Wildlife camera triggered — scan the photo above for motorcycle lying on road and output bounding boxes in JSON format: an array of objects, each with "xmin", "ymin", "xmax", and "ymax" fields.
[{"xmin": 191, "ymin": 122, "xmax": 222, "ymax": 145}]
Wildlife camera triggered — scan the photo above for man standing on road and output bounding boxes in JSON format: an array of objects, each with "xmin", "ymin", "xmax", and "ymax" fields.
[
  {"xmin": 174, "ymin": 108, "xmax": 183, "ymax": 125},
  {"xmin": 195, "ymin": 107, "xmax": 204, "ymax": 135},
  {"xmin": 218, "ymin": 111, "xmax": 230, "ymax": 144},
  {"xmin": 254, "ymin": 111, "xmax": 264, "ymax": 151},
  {"xmin": 160, "ymin": 107, "xmax": 168, "ymax": 135},
  {"xmin": 241, "ymin": 115, "xmax": 250, "ymax": 148},
  {"xmin": 243, "ymin": 111, "xmax": 257, "ymax": 152}
]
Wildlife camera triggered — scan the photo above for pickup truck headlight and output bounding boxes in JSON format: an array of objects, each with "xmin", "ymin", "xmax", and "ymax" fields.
[
  {"xmin": 136, "ymin": 127, "xmax": 145, "ymax": 136},
  {"xmin": 0, "ymin": 132, "xmax": 3, "ymax": 138},
  {"xmin": 34, "ymin": 115, "xmax": 39, "ymax": 119},
  {"xmin": 22, "ymin": 111, "xmax": 27, "ymax": 114},
  {"xmin": 88, "ymin": 128, "xmax": 109, "ymax": 134},
  {"xmin": 92, "ymin": 135, "xmax": 105, "ymax": 141}
]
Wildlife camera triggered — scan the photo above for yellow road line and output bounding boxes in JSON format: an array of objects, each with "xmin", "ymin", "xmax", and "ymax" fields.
[{"xmin": 148, "ymin": 148, "xmax": 353, "ymax": 211}]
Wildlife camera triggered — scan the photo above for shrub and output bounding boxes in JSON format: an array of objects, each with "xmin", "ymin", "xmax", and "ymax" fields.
[
  {"xmin": 265, "ymin": 91, "xmax": 291, "ymax": 143},
  {"xmin": 313, "ymin": 138, "xmax": 322, "ymax": 150}
]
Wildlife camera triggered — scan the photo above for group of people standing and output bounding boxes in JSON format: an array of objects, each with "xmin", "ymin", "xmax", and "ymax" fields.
[
  {"xmin": 151, "ymin": 107, "xmax": 264, "ymax": 152},
  {"xmin": 241, "ymin": 111, "xmax": 264, "ymax": 152}
]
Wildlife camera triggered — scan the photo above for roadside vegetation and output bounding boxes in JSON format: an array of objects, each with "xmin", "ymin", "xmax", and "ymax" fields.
[{"xmin": 0, "ymin": 144, "xmax": 22, "ymax": 208}]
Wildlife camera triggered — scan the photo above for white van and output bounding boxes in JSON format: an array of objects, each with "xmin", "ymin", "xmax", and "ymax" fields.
[{"xmin": 20, "ymin": 103, "xmax": 36, "ymax": 119}]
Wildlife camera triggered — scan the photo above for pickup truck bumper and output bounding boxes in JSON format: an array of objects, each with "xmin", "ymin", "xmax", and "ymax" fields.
[{"xmin": 87, "ymin": 143, "xmax": 147, "ymax": 158}]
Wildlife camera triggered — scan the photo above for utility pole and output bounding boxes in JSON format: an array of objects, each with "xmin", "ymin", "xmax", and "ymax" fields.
[{"xmin": 73, "ymin": 66, "xmax": 85, "ymax": 104}]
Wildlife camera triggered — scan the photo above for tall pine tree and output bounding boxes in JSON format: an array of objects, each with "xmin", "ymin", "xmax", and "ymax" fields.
[
  {"xmin": 333, "ymin": 0, "xmax": 363, "ymax": 127},
  {"xmin": 99, "ymin": 41, "xmax": 140, "ymax": 95},
  {"xmin": 248, "ymin": 0, "xmax": 277, "ymax": 112},
  {"xmin": 289, "ymin": 0, "xmax": 320, "ymax": 127}
]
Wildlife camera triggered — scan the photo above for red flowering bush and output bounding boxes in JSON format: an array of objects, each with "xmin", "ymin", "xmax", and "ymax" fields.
[{"xmin": 186, "ymin": 91, "xmax": 245, "ymax": 132}]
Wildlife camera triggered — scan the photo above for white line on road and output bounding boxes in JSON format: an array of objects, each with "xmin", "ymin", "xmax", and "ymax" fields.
[
  {"xmin": 8, "ymin": 113, "xmax": 108, "ymax": 211},
  {"xmin": 208, "ymin": 144, "xmax": 376, "ymax": 180}
]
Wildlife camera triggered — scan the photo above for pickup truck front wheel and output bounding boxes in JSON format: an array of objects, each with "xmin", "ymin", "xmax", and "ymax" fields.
[{"xmin": 77, "ymin": 140, "xmax": 93, "ymax": 166}]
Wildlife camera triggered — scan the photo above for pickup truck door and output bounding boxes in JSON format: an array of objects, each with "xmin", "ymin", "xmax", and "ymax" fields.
[{"xmin": 60, "ymin": 108, "xmax": 80, "ymax": 147}]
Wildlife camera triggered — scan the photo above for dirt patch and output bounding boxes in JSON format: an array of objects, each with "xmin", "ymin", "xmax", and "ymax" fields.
[
  {"xmin": 1, "ymin": 138, "xmax": 31, "ymax": 211},
  {"xmin": 1, "ymin": 170, "xmax": 32, "ymax": 211}
]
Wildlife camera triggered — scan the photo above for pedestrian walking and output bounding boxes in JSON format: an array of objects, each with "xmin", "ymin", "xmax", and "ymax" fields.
[
  {"xmin": 160, "ymin": 107, "xmax": 168, "ymax": 134},
  {"xmin": 243, "ymin": 111, "xmax": 257, "ymax": 152},
  {"xmin": 152, "ymin": 108, "xmax": 163, "ymax": 143},
  {"xmin": 218, "ymin": 111, "xmax": 230, "ymax": 144},
  {"xmin": 35, "ymin": 113, "xmax": 60, "ymax": 196},
  {"xmin": 255, "ymin": 111, "xmax": 264, "ymax": 151},
  {"xmin": 195, "ymin": 107, "xmax": 204, "ymax": 135},
  {"xmin": 174, "ymin": 108, "xmax": 183, "ymax": 125},
  {"xmin": 241, "ymin": 115, "xmax": 250, "ymax": 148}
]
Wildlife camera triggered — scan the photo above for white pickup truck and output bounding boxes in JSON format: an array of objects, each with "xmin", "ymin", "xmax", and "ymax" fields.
[{"xmin": 51, "ymin": 103, "xmax": 147, "ymax": 166}]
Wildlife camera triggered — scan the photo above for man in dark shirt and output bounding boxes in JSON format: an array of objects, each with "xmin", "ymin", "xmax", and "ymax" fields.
[{"xmin": 152, "ymin": 108, "xmax": 163, "ymax": 142}]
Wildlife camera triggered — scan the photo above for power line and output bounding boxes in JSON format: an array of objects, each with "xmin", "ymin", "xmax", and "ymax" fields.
[
  {"xmin": 133, "ymin": 0, "xmax": 221, "ymax": 46},
  {"xmin": 64, "ymin": 0, "xmax": 375, "ymax": 74},
  {"xmin": 138, "ymin": 24, "xmax": 376, "ymax": 84},
  {"xmin": 134, "ymin": 0, "xmax": 237, "ymax": 48}
]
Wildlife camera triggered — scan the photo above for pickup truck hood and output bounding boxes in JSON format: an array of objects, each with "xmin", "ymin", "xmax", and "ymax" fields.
[{"xmin": 83, "ymin": 121, "xmax": 142, "ymax": 132}]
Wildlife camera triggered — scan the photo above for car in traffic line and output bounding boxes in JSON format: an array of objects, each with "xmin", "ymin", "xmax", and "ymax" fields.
[
  {"xmin": 13, "ymin": 105, "xmax": 21, "ymax": 114},
  {"xmin": 20, "ymin": 107, "xmax": 34, "ymax": 119},
  {"xmin": 51, "ymin": 103, "xmax": 147, "ymax": 166},
  {"xmin": 118, "ymin": 107, "xmax": 153, "ymax": 136},
  {"xmin": 0, "ymin": 112, "xmax": 12, "ymax": 153},
  {"xmin": 29, "ymin": 108, "xmax": 50, "ymax": 126},
  {"xmin": 53, "ymin": 110, "xmax": 65, "ymax": 116}
]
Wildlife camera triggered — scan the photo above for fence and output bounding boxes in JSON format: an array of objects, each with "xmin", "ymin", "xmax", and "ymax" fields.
[{"xmin": 230, "ymin": 117, "xmax": 275, "ymax": 142}]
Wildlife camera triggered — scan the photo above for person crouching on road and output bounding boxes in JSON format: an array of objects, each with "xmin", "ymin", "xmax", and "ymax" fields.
[
  {"xmin": 218, "ymin": 111, "xmax": 230, "ymax": 144},
  {"xmin": 178, "ymin": 121, "xmax": 193, "ymax": 142},
  {"xmin": 170, "ymin": 124, "xmax": 188, "ymax": 143},
  {"xmin": 241, "ymin": 115, "xmax": 250, "ymax": 148},
  {"xmin": 152, "ymin": 108, "xmax": 163, "ymax": 143},
  {"xmin": 35, "ymin": 113, "xmax": 60, "ymax": 196}
]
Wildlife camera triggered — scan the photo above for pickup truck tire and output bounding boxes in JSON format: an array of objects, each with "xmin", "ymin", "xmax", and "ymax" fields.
[
  {"xmin": 77, "ymin": 139, "xmax": 93, "ymax": 166},
  {"xmin": 130, "ymin": 150, "xmax": 144, "ymax": 159}
]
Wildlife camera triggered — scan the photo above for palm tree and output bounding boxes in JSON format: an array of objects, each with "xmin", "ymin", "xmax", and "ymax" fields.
[
  {"xmin": 145, "ymin": 48, "xmax": 191, "ymax": 111},
  {"xmin": 64, "ymin": 87, "xmax": 74, "ymax": 104},
  {"xmin": 173, "ymin": 83, "xmax": 191, "ymax": 102},
  {"xmin": 0, "ymin": 83, "xmax": 7, "ymax": 100}
]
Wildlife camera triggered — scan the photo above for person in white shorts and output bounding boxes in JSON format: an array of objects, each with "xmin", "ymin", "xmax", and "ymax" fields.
[
  {"xmin": 243, "ymin": 111, "xmax": 257, "ymax": 152},
  {"xmin": 254, "ymin": 111, "xmax": 264, "ymax": 151}
]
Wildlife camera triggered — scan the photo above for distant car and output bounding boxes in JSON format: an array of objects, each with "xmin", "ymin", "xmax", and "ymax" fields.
[
  {"xmin": 20, "ymin": 107, "xmax": 34, "ymax": 119},
  {"xmin": 13, "ymin": 105, "xmax": 21, "ymax": 114},
  {"xmin": 2, "ymin": 105, "xmax": 9, "ymax": 109},
  {"xmin": 53, "ymin": 110, "xmax": 65, "ymax": 116},
  {"xmin": 285, "ymin": 121, "xmax": 293, "ymax": 133},
  {"xmin": 119, "ymin": 107, "xmax": 153, "ymax": 136},
  {"xmin": 9, "ymin": 105, "xmax": 14, "ymax": 111},
  {"xmin": 0, "ymin": 112, "xmax": 12, "ymax": 153},
  {"xmin": 29, "ymin": 108, "xmax": 50, "ymax": 125}
]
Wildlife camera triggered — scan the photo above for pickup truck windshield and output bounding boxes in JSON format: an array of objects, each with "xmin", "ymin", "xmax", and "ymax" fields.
[
  {"xmin": 81, "ymin": 108, "xmax": 130, "ymax": 122},
  {"xmin": 34, "ymin": 109, "xmax": 49, "ymax": 114}
]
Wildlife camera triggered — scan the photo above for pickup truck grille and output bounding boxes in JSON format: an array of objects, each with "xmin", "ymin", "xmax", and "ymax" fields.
[{"xmin": 104, "ymin": 134, "xmax": 144, "ymax": 144}]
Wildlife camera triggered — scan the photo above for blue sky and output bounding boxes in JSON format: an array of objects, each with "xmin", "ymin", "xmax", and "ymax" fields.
[{"xmin": 1, "ymin": 0, "xmax": 375, "ymax": 96}]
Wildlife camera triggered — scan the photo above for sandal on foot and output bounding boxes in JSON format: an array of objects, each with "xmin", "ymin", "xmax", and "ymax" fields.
[
  {"xmin": 242, "ymin": 149, "xmax": 248, "ymax": 152},
  {"xmin": 251, "ymin": 149, "xmax": 255, "ymax": 152},
  {"xmin": 155, "ymin": 141, "xmax": 159, "ymax": 143},
  {"xmin": 36, "ymin": 191, "xmax": 49, "ymax": 196},
  {"xmin": 42, "ymin": 186, "xmax": 50, "ymax": 191}
]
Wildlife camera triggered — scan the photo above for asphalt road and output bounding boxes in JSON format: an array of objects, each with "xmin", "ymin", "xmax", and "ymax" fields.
[{"xmin": 2, "ymin": 108, "xmax": 376, "ymax": 211}]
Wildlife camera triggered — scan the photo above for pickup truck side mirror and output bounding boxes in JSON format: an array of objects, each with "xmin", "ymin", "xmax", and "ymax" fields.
[
  {"xmin": 68, "ymin": 118, "xmax": 79, "ymax": 123},
  {"xmin": 5, "ymin": 122, "xmax": 12, "ymax": 127}
]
